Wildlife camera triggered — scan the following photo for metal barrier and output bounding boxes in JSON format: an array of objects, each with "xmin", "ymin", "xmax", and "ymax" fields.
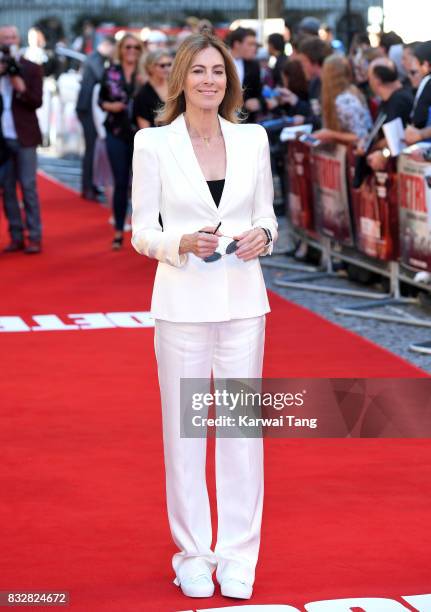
[{"xmin": 261, "ymin": 138, "xmax": 431, "ymax": 328}]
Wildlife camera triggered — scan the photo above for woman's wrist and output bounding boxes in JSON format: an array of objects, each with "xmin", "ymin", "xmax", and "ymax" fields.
[{"xmin": 179, "ymin": 233, "xmax": 192, "ymax": 255}]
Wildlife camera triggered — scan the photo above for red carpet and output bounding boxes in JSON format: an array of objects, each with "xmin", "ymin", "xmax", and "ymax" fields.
[{"xmin": 1, "ymin": 175, "xmax": 430, "ymax": 611}]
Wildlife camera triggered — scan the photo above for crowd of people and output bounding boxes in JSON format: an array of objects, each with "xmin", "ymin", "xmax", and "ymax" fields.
[{"xmin": 2, "ymin": 14, "xmax": 431, "ymax": 257}]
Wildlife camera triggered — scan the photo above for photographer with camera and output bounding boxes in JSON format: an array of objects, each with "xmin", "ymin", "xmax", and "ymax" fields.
[{"xmin": 0, "ymin": 25, "xmax": 43, "ymax": 254}]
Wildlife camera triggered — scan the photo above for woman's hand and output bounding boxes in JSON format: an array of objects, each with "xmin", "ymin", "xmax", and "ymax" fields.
[
  {"xmin": 292, "ymin": 115, "xmax": 305, "ymax": 126},
  {"xmin": 313, "ymin": 128, "xmax": 335, "ymax": 142},
  {"xmin": 102, "ymin": 101, "xmax": 127, "ymax": 113},
  {"xmin": 366, "ymin": 150, "xmax": 387, "ymax": 171},
  {"xmin": 244, "ymin": 97, "xmax": 261, "ymax": 113},
  {"xmin": 277, "ymin": 87, "xmax": 298, "ymax": 107},
  {"xmin": 233, "ymin": 228, "xmax": 268, "ymax": 261},
  {"xmin": 265, "ymin": 97, "xmax": 279, "ymax": 111},
  {"xmin": 404, "ymin": 125, "xmax": 422, "ymax": 145},
  {"xmin": 179, "ymin": 226, "xmax": 221, "ymax": 259}
]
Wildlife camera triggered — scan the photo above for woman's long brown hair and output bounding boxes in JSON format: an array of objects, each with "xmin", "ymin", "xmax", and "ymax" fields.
[
  {"xmin": 156, "ymin": 32, "xmax": 244, "ymax": 125},
  {"xmin": 321, "ymin": 54, "xmax": 365, "ymax": 131}
]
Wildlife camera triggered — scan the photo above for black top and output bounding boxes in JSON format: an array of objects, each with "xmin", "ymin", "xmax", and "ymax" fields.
[
  {"xmin": 379, "ymin": 87, "xmax": 414, "ymax": 127},
  {"xmin": 207, "ymin": 179, "xmax": 225, "ymax": 207},
  {"xmin": 133, "ymin": 82, "xmax": 163, "ymax": 128},
  {"xmin": 98, "ymin": 63, "xmax": 137, "ymax": 141}
]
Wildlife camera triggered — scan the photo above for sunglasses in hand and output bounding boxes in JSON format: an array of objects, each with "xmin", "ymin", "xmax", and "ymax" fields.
[{"xmin": 200, "ymin": 225, "xmax": 238, "ymax": 262}]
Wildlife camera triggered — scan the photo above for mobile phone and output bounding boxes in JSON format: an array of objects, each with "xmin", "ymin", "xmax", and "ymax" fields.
[{"xmin": 299, "ymin": 134, "xmax": 321, "ymax": 147}]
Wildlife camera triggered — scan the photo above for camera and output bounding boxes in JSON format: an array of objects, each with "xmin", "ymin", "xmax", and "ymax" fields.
[{"xmin": 0, "ymin": 45, "xmax": 21, "ymax": 77}]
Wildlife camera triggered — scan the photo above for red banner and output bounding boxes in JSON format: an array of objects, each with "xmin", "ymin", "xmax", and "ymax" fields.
[
  {"xmin": 398, "ymin": 152, "xmax": 431, "ymax": 271},
  {"xmin": 310, "ymin": 144, "xmax": 354, "ymax": 246}
]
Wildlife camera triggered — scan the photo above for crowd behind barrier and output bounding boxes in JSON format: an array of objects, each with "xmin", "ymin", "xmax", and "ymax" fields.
[
  {"xmin": 281, "ymin": 136, "xmax": 431, "ymax": 293},
  {"xmin": 2, "ymin": 11, "xmax": 431, "ymax": 295}
]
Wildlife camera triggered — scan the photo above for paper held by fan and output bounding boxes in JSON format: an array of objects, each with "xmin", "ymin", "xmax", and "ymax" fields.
[
  {"xmin": 383, "ymin": 117, "xmax": 406, "ymax": 156},
  {"xmin": 280, "ymin": 124, "xmax": 313, "ymax": 142}
]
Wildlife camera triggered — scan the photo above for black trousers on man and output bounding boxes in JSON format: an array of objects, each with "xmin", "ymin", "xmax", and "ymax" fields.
[{"xmin": 77, "ymin": 110, "xmax": 97, "ymax": 196}]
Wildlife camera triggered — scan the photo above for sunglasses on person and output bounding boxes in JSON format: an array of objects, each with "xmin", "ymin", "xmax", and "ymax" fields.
[
  {"xmin": 157, "ymin": 62, "xmax": 172, "ymax": 68},
  {"xmin": 200, "ymin": 225, "xmax": 238, "ymax": 263},
  {"xmin": 124, "ymin": 45, "xmax": 141, "ymax": 51},
  {"xmin": 409, "ymin": 69, "xmax": 419, "ymax": 76}
]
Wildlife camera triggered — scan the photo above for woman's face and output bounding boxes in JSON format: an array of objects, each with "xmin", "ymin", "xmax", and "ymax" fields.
[
  {"xmin": 121, "ymin": 37, "xmax": 141, "ymax": 64},
  {"xmin": 151, "ymin": 54, "xmax": 172, "ymax": 80},
  {"xmin": 183, "ymin": 47, "xmax": 227, "ymax": 112}
]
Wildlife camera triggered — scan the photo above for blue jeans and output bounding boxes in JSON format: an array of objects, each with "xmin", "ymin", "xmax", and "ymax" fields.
[
  {"xmin": 105, "ymin": 132, "xmax": 133, "ymax": 232},
  {"xmin": 2, "ymin": 139, "xmax": 42, "ymax": 242}
]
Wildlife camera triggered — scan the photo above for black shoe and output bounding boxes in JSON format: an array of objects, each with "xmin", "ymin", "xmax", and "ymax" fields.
[
  {"xmin": 24, "ymin": 240, "xmax": 42, "ymax": 254},
  {"xmin": 3, "ymin": 239, "xmax": 25, "ymax": 252},
  {"xmin": 81, "ymin": 189, "xmax": 99, "ymax": 201},
  {"xmin": 112, "ymin": 235, "xmax": 123, "ymax": 250}
]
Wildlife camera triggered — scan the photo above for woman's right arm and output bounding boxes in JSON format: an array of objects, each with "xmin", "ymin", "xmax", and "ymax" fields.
[
  {"xmin": 131, "ymin": 131, "xmax": 218, "ymax": 266},
  {"xmin": 98, "ymin": 68, "xmax": 126, "ymax": 113}
]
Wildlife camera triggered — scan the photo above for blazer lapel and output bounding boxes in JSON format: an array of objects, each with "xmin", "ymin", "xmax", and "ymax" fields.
[
  {"xmin": 217, "ymin": 115, "xmax": 239, "ymax": 213},
  {"xmin": 167, "ymin": 113, "xmax": 216, "ymax": 211}
]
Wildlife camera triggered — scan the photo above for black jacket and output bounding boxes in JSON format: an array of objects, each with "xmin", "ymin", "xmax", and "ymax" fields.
[
  {"xmin": 412, "ymin": 76, "xmax": 431, "ymax": 128},
  {"xmin": 242, "ymin": 59, "xmax": 262, "ymax": 123},
  {"xmin": 76, "ymin": 51, "xmax": 108, "ymax": 114},
  {"xmin": 242, "ymin": 59, "xmax": 262, "ymax": 102}
]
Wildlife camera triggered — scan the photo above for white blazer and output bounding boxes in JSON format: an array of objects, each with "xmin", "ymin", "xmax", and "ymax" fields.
[{"xmin": 131, "ymin": 112, "xmax": 278, "ymax": 322}]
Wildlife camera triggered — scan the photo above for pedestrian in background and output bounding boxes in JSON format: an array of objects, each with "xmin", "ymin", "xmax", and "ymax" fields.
[
  {"xmin": 99, "ymin": 33, "xmax": 142, "ymax": 250},
  {"xmin": 0, "ymin": 25, "xmax": 43, "ymax": 254},
  {"xmin": 134, "ymin": 50, "xmax": 171, "ymax": 129},
  {"xmin": 226, "ymin": 27, "xmax": 262, "ymax": 122},
  {"xmin": 76, "ymin": 35, "xmax": 115, "ymax": 200}
]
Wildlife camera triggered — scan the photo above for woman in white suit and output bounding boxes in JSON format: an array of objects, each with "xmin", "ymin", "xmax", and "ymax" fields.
[{"xmin": 131, "ymin": 32, "xmax": 278, "ymax": 600}]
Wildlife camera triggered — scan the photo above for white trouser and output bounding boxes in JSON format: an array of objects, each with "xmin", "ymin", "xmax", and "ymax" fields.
[{"xmin": 154, "ymin": 315, "xmax": 265, "ymax": 587}]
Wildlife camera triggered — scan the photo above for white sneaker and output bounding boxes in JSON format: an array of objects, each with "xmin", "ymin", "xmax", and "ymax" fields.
[
  {"xmin": 178, "ymin": 572, "xmax": 214, "ymax": 598},
  {"xmin": 220, "ymin": 577, "xmax": 253, "ymax": 599}
]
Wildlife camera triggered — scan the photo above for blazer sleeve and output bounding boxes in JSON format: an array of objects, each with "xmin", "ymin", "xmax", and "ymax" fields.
[
  {"xmin": 251, "ymin": 126, "xmax": 278, "ymax": 256},
  {"xmin": 131, "ymin": 129, "xmax": 188, "ymax": 267},
  {"xmin": 15, "ymin": 61, "xmax": 42, "ymax": 110}
]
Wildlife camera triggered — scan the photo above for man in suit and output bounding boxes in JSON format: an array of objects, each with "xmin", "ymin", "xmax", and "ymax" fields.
[
  {"xmin": 226, "ymin": 27, "xmax": 262, "ymax": 123},
  {"xmin": 410, "ymin": 41, "xmax": 431, "ymax": 129},
  {"xmin": 267, "ymin": 33, "xmax": 287, "ymax": 87},
  {"xmin": 0, "ymin": 25, "xmax": 43, "ymax": 254},
  {"xmin": 76, "ymin": 35, "xmax": 115, "ymax": 200},
  {"xmin": 297, "ymin": 36, "xmax": 331, "ymax": 130}
]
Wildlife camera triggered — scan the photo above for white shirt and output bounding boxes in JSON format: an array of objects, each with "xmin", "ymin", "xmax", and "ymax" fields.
[
  {"xmin": 233, "ymin": 57, "xmax": 245, "ymax": 85},
  {"xmin": 0, "ymin": 75, "xmax": 18, "ymax": 139}
]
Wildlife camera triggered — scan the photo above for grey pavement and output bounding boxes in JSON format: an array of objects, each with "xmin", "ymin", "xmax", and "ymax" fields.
[{"xmin": 38, "ymin": 152, "xmax": 431, "ymax": 374}]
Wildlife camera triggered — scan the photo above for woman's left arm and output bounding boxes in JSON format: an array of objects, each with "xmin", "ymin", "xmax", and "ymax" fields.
[
  {"xmin": 251, "ymin": 126, "xmax": 279, "ymax": 255},
  {"xmin": 235, "ymin": 127, "xmax": 278, "ymax": 260}
]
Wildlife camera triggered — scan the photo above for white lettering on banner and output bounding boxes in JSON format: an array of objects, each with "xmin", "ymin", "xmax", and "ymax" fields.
[
  {"xmin": 184, "ymin": 594, "xmax": 431, "ymax": 611},
  {"xmin": 304, "ymin": 597, "xmax": 411, "ymax": 611},
  {"xmin": 0, "ymin": 317, "xmax": 31, "ymax": 332},
  {"xmin": 195, "ymin": 606, "xmax": 300, "ymax": 612},
  {"xmin": 402, "ymin": 594, "xmax": 431, "ymax": 611},
  {"xmin": 68, "ymin": 314, "xmax": 116, "ymax": 330},
  {"xmin": 106, "ymin": 312, "xmax": 154, "ymax": 327},
  {"xmin": 0, "ymin": 312, "xmax": 154, "ymax": 333},
  {"xmin": 31, "ymin": 315, "xmax": 79, "ymax": 331}
]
